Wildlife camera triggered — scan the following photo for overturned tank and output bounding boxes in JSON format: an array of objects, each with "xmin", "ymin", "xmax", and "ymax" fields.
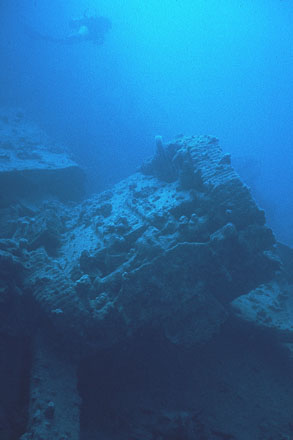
[{"xmin": 1, "ymin": 121, "xmax": 293, "ymax": 440}]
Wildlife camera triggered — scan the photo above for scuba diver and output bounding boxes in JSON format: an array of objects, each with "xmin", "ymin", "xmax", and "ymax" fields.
[{"xmin": 24, "ymin": 13, "xmax": 112, "ymax": 45}]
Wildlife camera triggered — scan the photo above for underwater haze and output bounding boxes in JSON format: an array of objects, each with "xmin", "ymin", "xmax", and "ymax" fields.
[
  {"xmin": 0, "ymin": 0, "xmax": 292, "ymax": 246},
  {"xmin": 2, "ymin": 1, "xmax": 293, "ymax": 439}
]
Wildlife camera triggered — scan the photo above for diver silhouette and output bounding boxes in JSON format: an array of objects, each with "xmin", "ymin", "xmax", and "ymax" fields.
[{"xmin": 24, "ymin": 13, "xmax": 112, "ymax": 45}]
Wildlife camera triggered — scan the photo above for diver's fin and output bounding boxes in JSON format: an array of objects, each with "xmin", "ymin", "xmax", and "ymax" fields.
[{"xmin": 22, "ymin": 22, "xmax": 75, "ymax": 44}]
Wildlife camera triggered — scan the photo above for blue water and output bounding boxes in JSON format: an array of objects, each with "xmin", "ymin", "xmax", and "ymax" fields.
[{"xmin": 1, "ymin": 0, "xmax": 292, "ymax": 245}]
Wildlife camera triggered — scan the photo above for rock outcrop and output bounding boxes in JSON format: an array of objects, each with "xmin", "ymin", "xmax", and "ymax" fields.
[{"xmin": 0, "ymin": 108, "xmax": 84, "ymax": 206}]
